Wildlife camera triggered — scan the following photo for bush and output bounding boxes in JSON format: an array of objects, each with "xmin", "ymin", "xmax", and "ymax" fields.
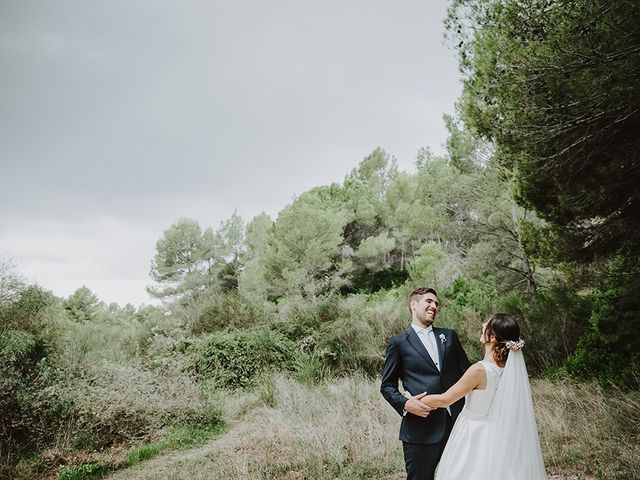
[
  {"xmin": 273, "ymin": 292, "xmax": 408, "ymax": 377},
  {"xmin": 497, "ymin": 285, "xmax": 591, "ymax": 375},
  {"xmin": 272, "ymin": 295, "xmax": 342, "ymax": 342},
  {"xmin": 315, "ymin": 318, "xmax": 384, "ymax": 375},
  {"xmin": 190, "ymin": 292, "xmax": 272, "ymax": 334},
  {"xmin": 567, "ymin": 286, "xmax": 640, "ymax": 389},
  {"xmin": 192, "ymin": 328, "xmax": 297, "ymax": 388},
  {"xmin": 439, "ymin": 277, "xmax": 501, "ymax": 359},
  {"xmin": 2, "ymin": 285, "xmax": 58, "ymax": 330},
  {"xmin": 343, "ymin": 266, "xmax": 409, "ymax": 294},
  {"xmin": 437, "ymin": 277, "xmax": 592, "ymax": 373},
  {"xmin": 290, "ymin": 351, "xmax": 331, "ymax": 384},
  {"xmin": 69, "ymin": 360, "xmax": 223, "ymax": 446},
  {"xmin": 0, "ymin": 286, "xmax": 72, "ymax": 464}
]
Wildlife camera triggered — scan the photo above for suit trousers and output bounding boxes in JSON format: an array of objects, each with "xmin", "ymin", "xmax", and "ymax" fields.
[{"xmin": 402, "ymin": 414, "xmax": 454, "ymax": 480}]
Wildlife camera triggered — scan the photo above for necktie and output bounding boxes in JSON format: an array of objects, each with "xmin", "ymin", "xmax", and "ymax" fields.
[
  {"xmin": 423, "ymin": 329, "xmax": 440, "ymax": 371},
  {"xmin": 423, "ymin": 328, "xmax": 449, "ymax": 414}
]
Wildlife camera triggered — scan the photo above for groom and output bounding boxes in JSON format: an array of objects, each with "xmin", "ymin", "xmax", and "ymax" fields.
[{"xmin": 381, "ymin": 287, "xmax": 471, "ymax": 480}]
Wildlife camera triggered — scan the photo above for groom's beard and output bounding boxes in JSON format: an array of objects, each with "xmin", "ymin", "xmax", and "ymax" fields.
[{"xmin": 417, "ymin": 309, "xmax": 436, "ymax": 327}]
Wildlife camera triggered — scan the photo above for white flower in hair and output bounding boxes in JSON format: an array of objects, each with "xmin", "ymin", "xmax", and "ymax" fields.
[
  {"xmin": 439, "ymin": 333, "xmax": 446, "ymax": 344},
  {"xmin": 505, "ymin": 339, "xmax": 525, "ymax": 350}
]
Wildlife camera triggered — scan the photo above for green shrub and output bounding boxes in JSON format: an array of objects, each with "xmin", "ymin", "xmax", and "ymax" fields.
[
  {"xmin": 343, "ymin": 266, "xmax": 409, "ymax": 294},
  {"xmin": 439, "ymin": 277, "xmax": 500, "ymax": 358},
  {"xmin": 497, "ymin": 285, "xmax": 591, "ymax": 375},
  {"xmin": 274, "ymin": 291, "xmax": 407, "ymax": 377},
  {"xmin": 315, "ymin": 314, "xmax": 385, "ymax": 375},
  {"xmin": 272, "ymin": 295, "xmax": 342, "ymax": 342},
  {"xmin": 69, "ymin": 360, "xmax": 223, "ymax": 446},
  {"xmin": 193, "ymin": 328, "xmax": 297, "ymax": 388},
  {"xmin": 438, "ymin": 277, "xmax": 592, "ymax": 373},
  {"xmin": 291, "ymin": 351, "xmax": 331, "ymax": 384},
  {"xmin": 567, "ymin": 285, "xmax": 640, "ymax": 389},
  {"xmin": 190, "ymin": 291, "xmax": 272, "ymax": 334},
  {"xmin": 0, "ymin": 286, "xmax": 73, "ymax": 464},
  {"xmin": 1, "ymin": 285, "xmax": 58, "ymax": 329}
]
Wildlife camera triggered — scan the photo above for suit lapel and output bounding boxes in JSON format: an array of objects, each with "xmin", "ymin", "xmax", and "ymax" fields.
[
  {"xmin": 433, "ymin": 327, "xmax": 445, "ymax": 371},
  {"xmin": 405, "ymin": 327, "xmax": 439, "ymax": 373}
]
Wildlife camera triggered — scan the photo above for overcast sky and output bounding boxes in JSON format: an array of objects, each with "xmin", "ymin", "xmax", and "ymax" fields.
[{"xmin": 0, "ymin": 0, "xmax": 462, "ymax": 306}]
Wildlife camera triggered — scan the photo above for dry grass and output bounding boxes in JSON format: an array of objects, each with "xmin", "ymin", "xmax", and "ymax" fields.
[
  {"xmin": 533, "ymin": 377, "xmax": 640, "ymax": 479},
  {"xmin": 108, "ymin": 375, "xmax": 404, "ymax": 480},
  {"xmin": 105, "ymin": 375, "xmax": 640, "ymax": 480},
  {"xmin": 56, "ymin": 358, "xmax": 222, "ymax": 450}
]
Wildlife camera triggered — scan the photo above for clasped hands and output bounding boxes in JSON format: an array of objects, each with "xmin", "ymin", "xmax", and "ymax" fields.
[{"xmin": 402, "ymin": 390, "xmax": 435, "ymax": 417}]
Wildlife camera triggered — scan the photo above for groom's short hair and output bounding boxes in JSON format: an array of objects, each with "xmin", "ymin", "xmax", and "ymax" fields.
[{"xmin": 408, "ymin": 287, "xmax": 438, "ymax": 313}]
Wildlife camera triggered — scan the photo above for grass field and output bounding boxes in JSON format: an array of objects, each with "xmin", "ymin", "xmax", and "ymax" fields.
[{"xmin": 102, "ymin": 375, "xmax": 639, "ymax": 480}]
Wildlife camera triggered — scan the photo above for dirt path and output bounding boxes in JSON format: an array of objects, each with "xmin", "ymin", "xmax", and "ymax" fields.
[{"xmin": 106, "ymin": 426, "xmax": 242, "ymax": 480}]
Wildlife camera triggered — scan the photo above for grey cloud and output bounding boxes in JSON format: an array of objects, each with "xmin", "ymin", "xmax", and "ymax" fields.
[{"xmin": 0, "ymin": 0, "xmax": 461, "ymax": 304}]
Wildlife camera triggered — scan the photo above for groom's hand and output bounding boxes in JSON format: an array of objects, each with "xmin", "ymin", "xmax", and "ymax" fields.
[{"xmin": 404, "ymin": 392, "xmax": 433, "ymax": 417}]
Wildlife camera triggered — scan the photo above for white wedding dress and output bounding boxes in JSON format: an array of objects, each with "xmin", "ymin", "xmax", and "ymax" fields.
[{"xmin": 435, "ymin": 352, "xmax": 546, "ymax": 480}]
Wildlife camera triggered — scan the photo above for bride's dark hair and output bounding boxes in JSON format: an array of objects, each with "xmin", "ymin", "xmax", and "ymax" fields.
[{"xmin": 485, "ymin": 314, "xmax": 520, "ymax": 367}]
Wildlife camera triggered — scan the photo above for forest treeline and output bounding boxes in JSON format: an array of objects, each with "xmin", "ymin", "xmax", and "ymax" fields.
[{"xmin": 1, "ymin": 0, "xmax": 639, "ymax": 478}]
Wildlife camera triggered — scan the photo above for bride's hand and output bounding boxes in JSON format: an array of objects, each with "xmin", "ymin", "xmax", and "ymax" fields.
[{"xmin": 403, "ymin": 391, "xmax": 434, "ymax": 417}]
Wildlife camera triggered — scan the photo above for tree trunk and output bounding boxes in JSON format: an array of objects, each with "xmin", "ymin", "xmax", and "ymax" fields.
[{"xmin": 511, "ymin": 205, "xmax": 537, "ymax": 296}]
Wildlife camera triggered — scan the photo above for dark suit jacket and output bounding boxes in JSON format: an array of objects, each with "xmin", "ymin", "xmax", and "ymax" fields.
[{"xmin": 380, "ymin": 326, "xmax": 471, "ymax": 445}]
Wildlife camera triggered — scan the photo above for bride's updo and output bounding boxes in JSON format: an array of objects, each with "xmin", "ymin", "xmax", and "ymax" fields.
[{"xmin": 485, "ymin": 314, "xmax": 521, "ymax": 367}]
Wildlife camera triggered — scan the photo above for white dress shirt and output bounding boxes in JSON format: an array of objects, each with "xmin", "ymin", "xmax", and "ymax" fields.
[
  {"xmin": 412, "ymin": 323, "xmax": 440, "ymax": 370},
  {"xmin": 409, "ymin": 323, "xmax": 451, "ymax": 416}
]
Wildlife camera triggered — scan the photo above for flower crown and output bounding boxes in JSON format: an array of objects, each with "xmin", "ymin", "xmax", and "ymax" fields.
[{"xmin": 504, "ymin": 339, "xmax": 525, "ymax": 350}]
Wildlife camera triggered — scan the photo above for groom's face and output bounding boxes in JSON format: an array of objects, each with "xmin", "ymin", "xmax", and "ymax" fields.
[{"xmin": 412, "ymin": 292, "xmax": 439, "ymax": 327}]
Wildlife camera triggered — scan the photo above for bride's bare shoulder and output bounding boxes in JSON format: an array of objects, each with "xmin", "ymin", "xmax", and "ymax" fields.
[
  {"xmin": 469, "ymin": 362, "xmax": 486, "ymax": 373},
  {"xmin": 464, "ymin": 362, "xmax": 487, "ymax": 379},
  {"xmin": 465, "ymin": 362, "xmax": 488, "ymax": 389}
]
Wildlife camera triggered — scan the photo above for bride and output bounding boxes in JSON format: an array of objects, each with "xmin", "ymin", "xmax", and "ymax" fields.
[{"xmin": 406, "ymin": 314, "xmax": 546, "ymax": 479}]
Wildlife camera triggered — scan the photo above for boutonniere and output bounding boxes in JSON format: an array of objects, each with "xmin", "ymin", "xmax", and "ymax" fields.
[{"xmin": 439, "ymin": 333, "xmax": 446, "ymax": 344}]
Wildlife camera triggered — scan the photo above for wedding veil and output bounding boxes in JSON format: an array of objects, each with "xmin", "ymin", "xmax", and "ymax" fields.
[{"xmin": 487, "ymin": 348, "xmax": 547, "ymax": 479}]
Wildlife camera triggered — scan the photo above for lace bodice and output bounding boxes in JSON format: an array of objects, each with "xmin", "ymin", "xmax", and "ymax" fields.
[{"xmin": 464, "ymin": 361, "xmax": 503, "ymax": 416}]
